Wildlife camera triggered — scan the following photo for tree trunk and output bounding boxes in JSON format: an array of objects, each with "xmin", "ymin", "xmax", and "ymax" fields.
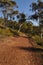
[
  {"xmin": 18, "ymin": 24, "xmax": 23, "ymax": 32},
  {"xmin": 40, "ymin": 33, "xmax": 43, "ymax": 39}
]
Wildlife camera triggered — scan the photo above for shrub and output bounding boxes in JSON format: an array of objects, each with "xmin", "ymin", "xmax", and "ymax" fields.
[
  {"xmin": 0, "ymin": 28, "xmax": 13, "ymax": 37},
  {"xmin": 27, "ymin": 34, "xmax": 32, "ymax": 38},
  {"xmin": 32, "ymin": 35, "xmax": 43, "ymax": 46},
  {"xmin": 9, "ymin": 28, "xmax": 19, "ymax": 36}
]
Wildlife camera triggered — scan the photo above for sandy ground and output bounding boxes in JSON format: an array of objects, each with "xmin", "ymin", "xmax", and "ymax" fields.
[{"xmin": 0, "ymin": 36, "xmax": 43, "ymax": 65}]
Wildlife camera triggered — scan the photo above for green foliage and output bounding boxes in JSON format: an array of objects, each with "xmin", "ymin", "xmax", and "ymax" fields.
[
  {"xmin": 30, "ymin": 0, "xmax": 43, "ymax": 39},
  {"xmin": 21, "ymin": 22, "xmax": 28, "ymax": 33},
  {"xmin": 17, "ymin": 13, "xmax": 26, "ymax": 24},
  {"xmin": 32, "ymin": 35, "xmax": 43, "ymax": 46},
  {"xmin": 32, "ymin": 26, "xmax": 39, "ymax": 35},
  {"xmin": 0, "ymin": 0, "xmax": 18, "ymax": 27},
  {"xmin": 7, "ymin": 21, "xmax": 14, "ymax": 28},
  {"xmin": 9, "ymin": 28, "xmax": 19, "ymax": 36},
  {"xmin": 0, "ymin": 28, "xmax": 13, "ymax": 37},
  {"xmin": 27, "ymin": 34, "xmax": 32, "ymax": 38},
  {"xmin": 0, "ymin": 18, "xmax": 4, "ymax": 25},
  {"xmin": 0, "ymin": 25, "xmax": 20, "ymax": 37},
  {"xmin": 14, "ymin": 22, "xmax": 19, "ymax": 30},
  {"xmin": 7, "ymin": 21, "xmax": 19, "ymax": 30},
  {"xmin": 27, "ymin": 22, "xmax": 33, "ymax": 34},
  {"xmin": 20, "ymin": 22, "xmax": 33, "ymax": 34}
]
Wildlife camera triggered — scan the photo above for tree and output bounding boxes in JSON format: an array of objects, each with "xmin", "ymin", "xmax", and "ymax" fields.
[
  {"xmin": 20, "ymin": 21, "xmax": 33, "ymax": 34},
  {"xmin": 30, "ymin": 0, "xmax": 43, "ymax": 38},
  {"xmin": 33, "ymin": 26, "xmax": 39, "ymax": 35},
  {"xmin": 17, "ymin": 13, "xmax": 26, "ymax": 32},
  {"xmin": 26, "ymin": 22, "xmax": 33, "ymax": 34},
  {"xmin": 9, "ymin": 10, "xmax": 18, "ymax": 21},
  {"xmin": 0, "ymin": 0, "xmax": 18, "ymax": 26}
]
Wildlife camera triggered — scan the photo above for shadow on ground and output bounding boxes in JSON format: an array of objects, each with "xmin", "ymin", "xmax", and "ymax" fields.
[{"xmin": 17, "ymin": 46, "xmax": 43, "ymax": 52}]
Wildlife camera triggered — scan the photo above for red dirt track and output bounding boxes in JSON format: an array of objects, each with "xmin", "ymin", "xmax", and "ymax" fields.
[{"xmin": 0, "ymin": 36, "xmax": 43, "ymax": 65}]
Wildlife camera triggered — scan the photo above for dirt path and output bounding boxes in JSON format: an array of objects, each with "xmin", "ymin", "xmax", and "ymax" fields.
[{"xmin": 0, "ymin": 36, "xmax": 43, "ymax": 65}]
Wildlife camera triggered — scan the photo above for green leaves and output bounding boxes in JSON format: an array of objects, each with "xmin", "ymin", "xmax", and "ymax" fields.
[
  {"xmin": 17, "ymin": 13, "xmax": 26, "ymax": 24},
  {"xmin": 0, "ymin": 0, "xmax": 18, "ymax": 27},
  {"xmin": 9, "ymin": 1, "xmax": 16, "ymax": 6},
  {"xmin": 31, "ymin": 2, "xmax": 38, "ymax": 11},
  {"xmin": 12, "ymin": 11, "xmax": 18, "ymax": 15},
  {"xmin": 0, "ymin": 0, "xmax": 17, "ymax": 7}
]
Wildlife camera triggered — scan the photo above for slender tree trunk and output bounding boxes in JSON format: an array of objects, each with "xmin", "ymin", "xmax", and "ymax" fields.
[
  {"xmin": 41, "ymin": 33, "xmax": 43, "ymax": 39},
  {"xmin": 18, "ymin": 24, "xmax": 23, "ymax": 32}
]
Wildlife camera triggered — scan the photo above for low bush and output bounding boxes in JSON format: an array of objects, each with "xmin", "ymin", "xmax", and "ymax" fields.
[
  {"xmin": 27, "ymin": 34, "xmax": 32, "ymax": 38},
  {"xmin": 0, "ymin": 28, "xmax": 13, "ymax": 37},
  {"xmin": 32, "ymin": 35, "xmax": 43, "ymax": 46},
  {"xmin": 9, "ymin": 28, "xmax": 19, "ymax": 36}
]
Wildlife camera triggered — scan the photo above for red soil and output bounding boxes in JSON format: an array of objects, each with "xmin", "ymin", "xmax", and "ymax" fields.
[{"xmin": 0, "ymin": 36, "xmax": 43, "ymax": 65}]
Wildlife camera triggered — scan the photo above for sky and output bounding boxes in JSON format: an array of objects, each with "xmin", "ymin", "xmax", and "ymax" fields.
[
  {"xmin": 14, "ymin": 0, "xmax": 39, "ymax": 26},
  {"xmin": 14, "ymin": 0, "xmax": 37, "ymax": 15},
  {"xmin": 0, "ymin": 0, "xmax": 39, "ymax": 26}
]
